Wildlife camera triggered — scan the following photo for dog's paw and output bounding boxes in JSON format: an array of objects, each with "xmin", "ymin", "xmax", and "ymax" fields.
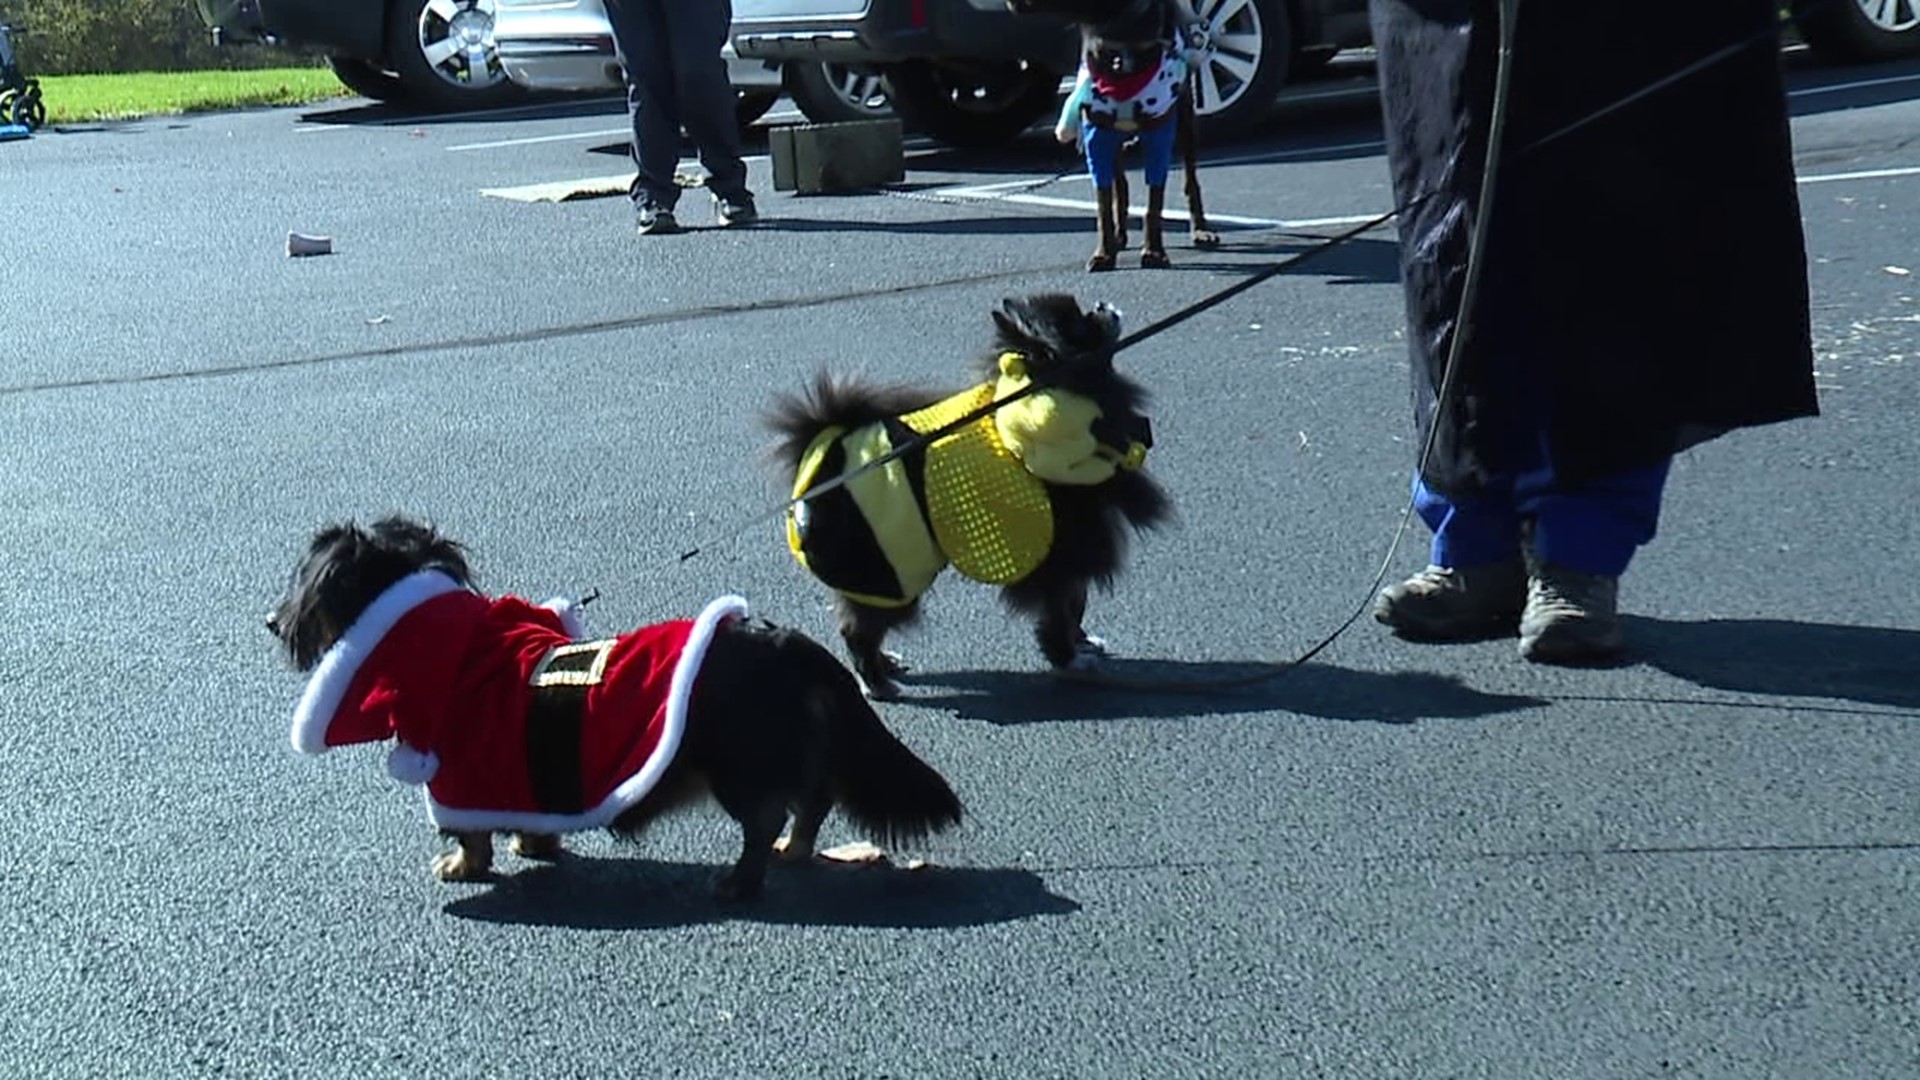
[
  {"xmin": 1192, "ymin": 228, "xmax": 1221, "ymax": 249},
  {"xmin": 772, "ymin": 836, "xmax": 818, "ymax": 862},
  {"xmin": 431, "ymin": 850, "xmax": 492, "ymax": 882},
  {"xmin": 1066, "ymin": 634, "xmax": 1113, "ymax": 671},
  {"xmin": 1140, "ymin": 249, "xmax": 1171, "ymax": 269},
  {"xmin": 1086, "ymin": 252, "xmax": 1117, "ymax": 273},
  {"xmin": 510, "ymin": 833, "xmax": 564, "ymax": 861},
  {"xmin": 856, "ymin": 650, "xmax": 908, "ymax": 699},
  {"xmin": 859, "ymin": 673, "xmax": 903, "ymax": 701}
]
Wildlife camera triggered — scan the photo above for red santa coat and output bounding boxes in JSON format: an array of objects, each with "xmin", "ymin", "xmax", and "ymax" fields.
[{"xmin": 289, "ymin": 569, "xmax": 746, "ymax": 834}]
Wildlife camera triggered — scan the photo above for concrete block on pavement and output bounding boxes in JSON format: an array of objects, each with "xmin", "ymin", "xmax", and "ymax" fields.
[{"xmin": 770, "ymin": 119, "xmax": 906, "ymax": 195}]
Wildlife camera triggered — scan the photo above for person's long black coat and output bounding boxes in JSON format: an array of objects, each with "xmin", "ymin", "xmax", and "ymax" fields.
[{"xmin": 1370, "ymin": 0, "xmax": 1819, "ymax": 495}]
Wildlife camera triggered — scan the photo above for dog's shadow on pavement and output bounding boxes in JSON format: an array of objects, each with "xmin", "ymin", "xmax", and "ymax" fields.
[
  {"xmin": 899, "ymin": 660, "xmax": 1546, "ymax": 725},
  {"xmin": 1626, "ymin": 617, "xmax": 1920, "ymax": 711},
  {"xmin": 443, "ymin": 857, "xmax": 1078, "ymax": 931},
  {"xmin": 1175, "ymin": 235, "xmax": 1402, "ymax": 284}
]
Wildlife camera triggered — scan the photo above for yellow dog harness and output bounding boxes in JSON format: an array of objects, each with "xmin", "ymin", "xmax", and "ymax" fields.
[{"xmin": 787, "ymin": 352, "xmax": 1150, "ymax": 607}]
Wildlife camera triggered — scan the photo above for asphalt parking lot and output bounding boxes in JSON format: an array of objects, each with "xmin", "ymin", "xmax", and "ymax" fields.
[{"xmin": 2, "ymin": 50, "xmax": 1918, "ymax": 1079}]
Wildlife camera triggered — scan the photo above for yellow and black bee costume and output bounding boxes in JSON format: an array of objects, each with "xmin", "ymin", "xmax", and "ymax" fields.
[{"xmin": 786, "ymin": 351, "xmax": 1152, "ymax": 608}]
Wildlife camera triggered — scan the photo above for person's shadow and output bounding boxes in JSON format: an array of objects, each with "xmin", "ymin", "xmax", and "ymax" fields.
[
  {"xmin": 899, "ymin": 660, "xmax": 1547, "ymax": 725},
  {"xmin": 442, "ymin": 856, "xmax": 1078, "ymax": 930},
  {"xmin": 1624, "ymin": 617, "xmax": 1920, "ymax": 711}
]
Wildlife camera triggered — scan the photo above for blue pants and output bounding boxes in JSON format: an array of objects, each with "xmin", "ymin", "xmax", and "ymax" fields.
[
  {"xmin": 1081, "ymin": 121, "xmax": 1178, "ymax": 189},
  {"xmin": 1414, "ymin": 457, "xmax": 1671, "ymax": 578},
  {"xmin": 605, "ymin": 0, "xmax": 749, "ymax": 211}
]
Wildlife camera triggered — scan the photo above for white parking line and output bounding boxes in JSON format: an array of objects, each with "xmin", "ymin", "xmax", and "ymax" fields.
[
  {"xmin": 928, "ymin": 162, "xmax": 1919, "ymax": 227},
  {"xmin": 927, "ymin": 184, "xmax": 1375, "ymax": 229},
  {"xmin": 1788, "ymin": 71, "xmax": 1920, "ymax": 97},
  {"xmin": 1797, "ymin": 164, "xmax": 1920, "ymax": 184},
  {"xmin": 448, "ymin": 127, "xmax": 631, "ymax": 152},
  {"xmin": 447, "ymin": 106, "xmax": 805, "ymax": 151}
]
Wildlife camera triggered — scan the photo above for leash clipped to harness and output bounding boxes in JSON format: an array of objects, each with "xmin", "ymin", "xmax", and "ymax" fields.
[
  {"xmin": 682, "ymin": 0, "xmax": 1806, "ymax": 693},
  {"xmin": 672, "ymin": 207, "xmax": 1404, "ymax": 566},
  {"xmin": 674, "ymin": 0, "xmax": 1501, "ymax": 581}
]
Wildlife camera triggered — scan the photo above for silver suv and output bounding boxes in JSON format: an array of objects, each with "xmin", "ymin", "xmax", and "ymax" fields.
[{"xmin": 493, "ymin": 0, "xmax": 888, "ymax": 125}]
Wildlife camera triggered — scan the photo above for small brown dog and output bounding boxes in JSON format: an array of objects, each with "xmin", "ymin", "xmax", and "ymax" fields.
[{"xmin": 1015, "ymin": 0, "xmax": 1222, "ymax": 270}]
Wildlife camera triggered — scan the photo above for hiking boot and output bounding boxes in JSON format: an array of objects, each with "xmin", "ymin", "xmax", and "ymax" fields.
[
  {"xmin": 1373, "ymin": 560, "xmax": 1526, "ymax": 640},
  {"xmin": 713, "ymin": 192, "xmax": 759, "ymax": 227},
  {"xmin": 1518, "ymin": 562, "xmax": 1624, "ymax": 663},
  {"xmin": 636, "ymin": 204, "xmax": 680, "ymax": 236}
]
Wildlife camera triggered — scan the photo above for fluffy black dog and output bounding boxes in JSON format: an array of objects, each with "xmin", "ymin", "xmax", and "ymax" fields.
[
  {"xmin": 768, "ymin": 293, "xmax": 1171, "ymax": 698},
  {"xmin": 267, "ymin": 515, "xmax": 962, "ymax": 901}
]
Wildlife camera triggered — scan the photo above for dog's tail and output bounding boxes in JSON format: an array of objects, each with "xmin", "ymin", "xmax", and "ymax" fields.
[
  {"xmin": 803, "ymin": 652, "xmax": 962, "ymax": 846},
  {"xmin": 762, "ymin": 372, "xmax": 945, "ymax": 469},
  {"xmin": 826, "ymin": 690, "xmax": 964, "ymax": 847}
]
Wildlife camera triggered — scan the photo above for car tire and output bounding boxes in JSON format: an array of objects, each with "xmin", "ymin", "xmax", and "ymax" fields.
[
  {"xmin": 1188, "ymin": 0, "xmax": 1293, "ymax": 139},
  {"xmin": 383, "ymin": 0, "xmax": 524, "ymax": 112},
  {"xmin": 9, "ymin": 85, "xmax": 45, "ymax": 131},
  {"xmin": 736, "ymin": 88, "xmax": 780, "ymax": 126},
  {"xmin": 882, "ymin": 59, "xmax": 1062, "ymax": 148},
  {"xmin": 1794, "ymin": 0, "xmax": 1920, "ymax": 61},
  {"xmin": 326, "ymin": 56, "xmax": 410, "ymax": 103},
  {"xmin": 785, "ymin": 61, "xmax": 891, "ymax": 124}
]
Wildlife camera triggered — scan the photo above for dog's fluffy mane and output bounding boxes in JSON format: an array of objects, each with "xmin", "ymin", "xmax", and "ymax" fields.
[
  {"xmin": 979, "ymin": 292, "xmax": 1152, "ymax": 433},
  {"xmin": 271, "ymin": 516, "xmax": 474, "ymax": 671}
]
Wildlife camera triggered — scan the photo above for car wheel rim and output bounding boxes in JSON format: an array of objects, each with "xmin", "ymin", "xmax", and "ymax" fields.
[
  {"xmin": 417, "ymin": 0, "xmax": 506, "ymax": 89},
  {"xmin": 825, "ymin": 64, "xmax": 888, "ymax": 112},
  {"xmin": 1189, "ymin": 0, "xmax": 1266, "ymax": 116},
  {"xmin": 1854, "ymin": 0, "xmax": 1920, "ymax": 32}
]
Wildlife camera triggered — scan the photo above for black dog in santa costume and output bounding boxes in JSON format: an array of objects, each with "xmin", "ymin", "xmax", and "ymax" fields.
[{"xmin": 268, "ymin": 515, "xmax": 962, "ymax": 901}]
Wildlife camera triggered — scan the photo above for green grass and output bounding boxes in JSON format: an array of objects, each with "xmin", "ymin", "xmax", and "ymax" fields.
[{"xmin": 37, "ymin": 67, "xmax": 351, "ymax": 124}]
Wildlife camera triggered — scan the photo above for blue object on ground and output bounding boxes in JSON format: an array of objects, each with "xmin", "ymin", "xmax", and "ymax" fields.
[{"xmin": 0, "ymin": 123, "xmax": 28, "ymax": 141}]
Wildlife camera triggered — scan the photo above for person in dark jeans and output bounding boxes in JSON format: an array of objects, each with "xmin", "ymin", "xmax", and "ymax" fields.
[
  {"xmin": 1367, "ymin": 0, "xmax": 1817, "ymax": 663},
  {"xmin": 604, "ymin": 0, "xmax": 758, "ymax": 234}
]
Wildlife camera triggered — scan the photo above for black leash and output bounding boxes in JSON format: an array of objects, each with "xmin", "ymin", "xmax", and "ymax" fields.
[
  {"xmin": 1066, "ymin": 0, "xmax": 1522, "ymax": 692},
  {"xmin": 680, "ymin": 1, "xmax": 1800, "ymax": 693},
  {"xmin": 1063, "ymin": 0, "xmax": 1810, "ymax": 693},
  {"xmin": 672, "ymin": 206, "xmax": 1402, "ymax": 565}
]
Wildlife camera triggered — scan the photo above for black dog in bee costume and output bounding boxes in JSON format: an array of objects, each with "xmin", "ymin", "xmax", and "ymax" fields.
[{"xmin": 768, "ymin": 293, "xmax": 1171, "ymax": 699}]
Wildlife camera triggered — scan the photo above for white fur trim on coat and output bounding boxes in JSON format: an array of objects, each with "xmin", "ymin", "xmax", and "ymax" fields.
[
  {"xmin": 539, "ymin": 597, "xmax": 589, "ymax": 639},
  {"xmin": 288, "ymin": 570, "xmax": 467, "ymax": 755},
  {"xmin": 421, "ymin": 595, "xmax": 750, "ymax": 834},
  {"xmin": 386, "ymin": 744, "xmax": 441, "ymax": 785}
]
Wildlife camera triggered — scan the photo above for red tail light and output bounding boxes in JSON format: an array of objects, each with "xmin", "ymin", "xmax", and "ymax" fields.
[{"xmin": 910, "ymin": 0, "xmax": 928, "ymax": 29}]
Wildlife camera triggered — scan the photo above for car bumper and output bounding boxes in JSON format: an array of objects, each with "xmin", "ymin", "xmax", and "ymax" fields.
[
  {"xmin": 495, "ymin": 0, "xmax": 782, "ymax": 92},
  {"xmin": 732, "ymin": 0, "xmax": 1070, "ymax": 65},
  {"xmin": 197, "ymin": 0, "xmax": 383, "ymax": 59}
]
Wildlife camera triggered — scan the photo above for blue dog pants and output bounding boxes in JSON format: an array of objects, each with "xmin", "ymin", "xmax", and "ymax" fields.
[{"xmin": 1081, "ymin": 121, "xmax": 1178, "ymax": 189}]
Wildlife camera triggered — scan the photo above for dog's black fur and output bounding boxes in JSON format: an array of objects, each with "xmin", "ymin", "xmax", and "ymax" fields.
[
  {"xmin": 766, "ymin": 294, "xmax": 1171, "ymax": 698},
  {"xmin": 1010, "ymin": 0, "xmax": 1220, "ymax": 271},
  {"xmin": 268, "ymin": 516, "xmax": 963, "ymax": 901}
]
